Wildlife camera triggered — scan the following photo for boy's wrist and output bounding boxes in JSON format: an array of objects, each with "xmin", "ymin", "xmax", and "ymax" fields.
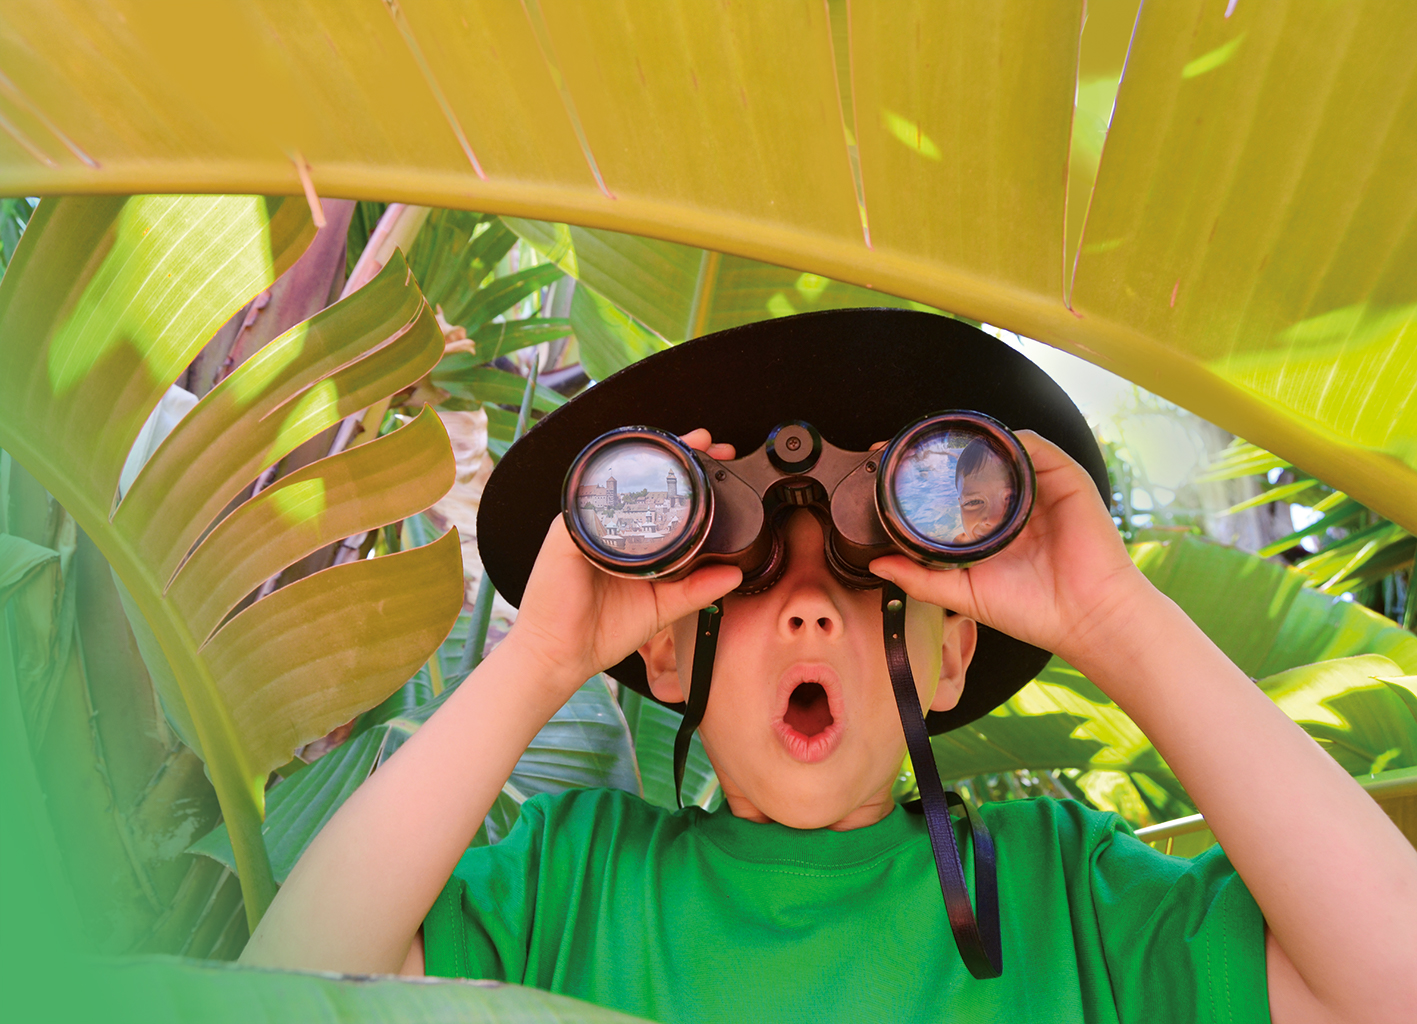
[
  {"xmin": 492, "ymin": 624, "xmax": 595, "ymax": 709},
  {"xmin": 1053, "ymin": 568, "xmax": 1179, "ymax": 695}
]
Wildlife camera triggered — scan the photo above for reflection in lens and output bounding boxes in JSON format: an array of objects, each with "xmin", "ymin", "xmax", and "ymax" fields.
[
  {"xmin": 891, "ymin": 427, "xmax": 1017, "ymax": 546},
  {"xmin": 572, "ymin": 440, "xmax": 697, "ymax": 559}
]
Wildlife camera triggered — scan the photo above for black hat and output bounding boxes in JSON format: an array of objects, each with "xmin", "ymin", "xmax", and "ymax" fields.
[{"xmin": 477, "ymin": 308, "xmax": 1109, "ymax": 734}]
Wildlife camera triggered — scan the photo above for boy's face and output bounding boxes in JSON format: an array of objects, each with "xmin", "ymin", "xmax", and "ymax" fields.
[
  {"xmin": 641, "ymin": 510, "xmax": 976, "ymax": 831},
  {"xmin": 957, "ymin": 456, "xmax": 1015, "ymax": 543}
]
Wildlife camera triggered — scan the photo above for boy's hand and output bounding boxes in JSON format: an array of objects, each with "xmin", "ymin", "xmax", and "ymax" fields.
[
  {"xmin": 504, "ymin": 429, "xmax": 743, "ymax": 703},
  {"xmin": 870, "ymin": 431, "xmax": 1148, "ymax": 665}
]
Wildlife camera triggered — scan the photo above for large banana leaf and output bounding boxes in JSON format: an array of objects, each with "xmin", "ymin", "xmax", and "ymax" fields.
[
  {"xmin": 2, "ymin": 2, "xmax": 1411, "ymax": 529},
  {"xmin": 0, "ymin": 195, "xmax": 464, "ymax": 926}
]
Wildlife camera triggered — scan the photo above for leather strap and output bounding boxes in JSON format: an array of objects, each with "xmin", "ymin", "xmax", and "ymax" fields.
[
  {"xmin": 882, "ymin": 583, "xmax": 1003, "ymax": 979},
  {"xmin": 673, "ymin": 603, "xmax": 722, "ymax": 808}
]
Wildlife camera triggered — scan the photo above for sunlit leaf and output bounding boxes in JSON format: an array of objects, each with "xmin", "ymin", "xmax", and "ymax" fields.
[
  {"xmin": 468, "ymin": 317, "xmax": 573, "ymax": 365},
  {"xmin": 1217, "ymin": 476, "xmax": 1316, "ymax": 517},
  {"xmin": 433, "ymin": 362, "xmax": 566, "ymax": 412},
  {"xmin": 570, "ymin": 285, "xmax": 669, "ymax": 381},
  {"xmin": 1259, "ymin": 655, "xmax": 1417, "ymax": 776}
]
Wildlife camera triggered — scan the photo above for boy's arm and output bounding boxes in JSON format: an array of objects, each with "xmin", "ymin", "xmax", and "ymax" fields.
[
  {"xmin": 874, "ymin": 433, "xmax": 1417, "ymax": 1024},
  {"xmin": 239, "ymin": 632, "xmax": 579, "ymax": 974},
  {"xmin": 240, "ymin": 435, "xmax": 741, "ymax": 976}
]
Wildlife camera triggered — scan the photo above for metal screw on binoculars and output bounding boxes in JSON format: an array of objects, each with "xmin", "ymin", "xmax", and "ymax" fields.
[{"xmin": 560, "ymin": 411, "xmax": 1036, "ymax": 593}]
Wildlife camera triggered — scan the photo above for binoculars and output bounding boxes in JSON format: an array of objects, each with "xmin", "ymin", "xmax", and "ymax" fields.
[{"xmin": 561, "ymin": 412, "xmax": 1035, "ymax": 593}]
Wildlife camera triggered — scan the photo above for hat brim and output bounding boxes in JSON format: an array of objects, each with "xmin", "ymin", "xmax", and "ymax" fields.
[{"xmin": 477, "ymin": 309, "xmax": 1109, "ymax": 734}]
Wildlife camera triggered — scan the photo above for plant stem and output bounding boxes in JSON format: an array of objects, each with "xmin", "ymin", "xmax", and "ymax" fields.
[
  {"xmin": 426, "ymin": 650, "xmax": 445, "ymax": 697},
  {"xmin": 456, "ymin": 353, "xmax": 541, "ymax": 679},
  {"xmin": 456, "ymin": 575, "xmax": 496, "ymax": 679}
]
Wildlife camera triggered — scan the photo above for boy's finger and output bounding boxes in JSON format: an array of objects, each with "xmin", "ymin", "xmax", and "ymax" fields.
[
  {"xmin": 680, "ymin": 428, "xmax": 735, "ymax": 461},
  {"xmin": 652, "ymin": 564, "xmax": 743, "ymax": 627},
  {"xmin": 870, "ymin": 555, "xmax": 976, "ymax": 618},
  {"xmin": 1015, "ymin": 430, "xmax": 1077, "ymax": 472}
]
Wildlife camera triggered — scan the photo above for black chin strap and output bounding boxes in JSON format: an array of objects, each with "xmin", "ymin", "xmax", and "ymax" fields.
[
  {"xmin": 883, "ymin": 583, "xmax": 1003, "ymax": 979},
  {"xmin": 673, "ymin": 603, "xmax": 722, "ymax": 809}
]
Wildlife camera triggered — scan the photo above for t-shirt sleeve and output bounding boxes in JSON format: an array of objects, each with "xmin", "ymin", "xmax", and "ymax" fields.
[
  {"xmin": 423, "ymin": 794, "xmax": 551, "ymax": 982},
  {"xmin": 1082, "ymin": 809, "xmax": 1270, "ymax": 1023}
]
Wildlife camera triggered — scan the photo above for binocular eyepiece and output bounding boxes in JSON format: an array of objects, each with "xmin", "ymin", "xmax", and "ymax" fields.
[{"xmin": 562, "ymin": 412, "xmax": 1034, "ymax": 593}]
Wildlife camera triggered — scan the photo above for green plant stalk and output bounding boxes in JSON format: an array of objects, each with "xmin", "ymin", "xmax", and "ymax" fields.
[
  {"xmin": 0, "ymin": 428, "xmax": 279, "ymax": 930},
  {"xmin": 458, "ymin": 576, "xmax": 497, "ymax": 679},
  {"xmin": 457, "ymin": 357, "xmax": 540, "ymax": 678},
  {"xmin": 426, "ymin": 651, "xmax": 445, "ymax": 697}
]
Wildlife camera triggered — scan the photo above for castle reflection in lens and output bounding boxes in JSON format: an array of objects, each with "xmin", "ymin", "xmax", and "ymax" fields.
[
  {"xmin": 573, "ymin": 441, "xmax": 696, "ymax": 559},
  {"xmin": 891, "ymin": 426, "xmax": 1018, "ymax": 546}
]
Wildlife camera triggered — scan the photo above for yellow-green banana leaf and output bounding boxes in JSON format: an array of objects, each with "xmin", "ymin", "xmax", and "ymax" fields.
[{"xmin": 1, "ymin": 1, "xmax": 1412, "ymax": 529}]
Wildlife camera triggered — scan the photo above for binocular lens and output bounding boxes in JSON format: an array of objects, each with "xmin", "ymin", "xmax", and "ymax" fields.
[
  {"xmin": 880, "ymin": 417, "xmax": 1032, "ymax": 560},
  {"xmin": 563, "ymin": 413, "xmax": 1033, "ymax": 584},
  {"xmin": 566, "ymin": 432, "xmax": 705, "ymax": 570}
]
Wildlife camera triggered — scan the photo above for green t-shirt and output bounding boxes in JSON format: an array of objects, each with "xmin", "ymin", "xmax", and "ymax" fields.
[{"xmin": 425, "ymin": 788, "xmax": 1267, "ymax": 1024}]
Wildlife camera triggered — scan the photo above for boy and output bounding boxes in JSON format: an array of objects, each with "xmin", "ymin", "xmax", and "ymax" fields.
[
  {"xmin": 953, "ymin": 437, "xmax": 1016, "ymax": 545},
  {"xmin": 244, "ymin": 312, "xmax": 1417, "ymax": 1023}
]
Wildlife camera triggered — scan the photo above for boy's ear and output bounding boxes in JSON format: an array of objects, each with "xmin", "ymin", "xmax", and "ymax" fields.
[
  {"xmin": 929, "ymin": 615, "xmax": 977, "ymax": 714},
  {"xmin": 639, "ymin": 627, "xmax": 686, "ymax": 704}
]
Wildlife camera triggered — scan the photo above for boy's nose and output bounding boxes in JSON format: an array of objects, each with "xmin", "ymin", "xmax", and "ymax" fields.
[{"xmin": 775, "ymin": 510, "xmax": 844, "ymax": 640}]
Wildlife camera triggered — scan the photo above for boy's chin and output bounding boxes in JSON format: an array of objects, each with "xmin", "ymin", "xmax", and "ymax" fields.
[{"xmin": 727, "ymin": 779, "xmax": 896, "ymax": 831}]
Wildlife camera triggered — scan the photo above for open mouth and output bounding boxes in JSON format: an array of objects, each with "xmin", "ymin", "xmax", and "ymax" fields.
[
  {"xmin": 774, "ymin": 669, "xmax": 844, "ymax": 763},
  {"xmin": 784, "ymin": 682, "xmax": 834, "ymax": 737}
]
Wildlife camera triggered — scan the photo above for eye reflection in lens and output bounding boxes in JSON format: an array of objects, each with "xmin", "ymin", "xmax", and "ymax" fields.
[
  {"xmin": 891, "ymin": 428, "xmax": 1016, "ymax": 546},
  {"xmin": 573, "ymin": 441, "xmax": 696, "ymax": 558}
]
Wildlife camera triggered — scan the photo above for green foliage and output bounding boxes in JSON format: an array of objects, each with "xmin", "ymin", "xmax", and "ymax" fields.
[
  {"xmin": 505, "ymin": 217, "xmax": 948, "ymax": 345},
  {"xmin": 2, "ymin": 463, "xmax": 246, "ymax": 959},
  {"xmin": 387, "ymin": 208, "xmax": 575, "ymax": 434},
  {"xmin": 192, "ymin": 661, "xmax": 640, "ymax": 882},
  {"xmin": 1200, "ymin": 439, "xmax": 1414, "ymax": 624},
  {"xmin": 618, "ymin": 688, "xmax": 721, "ymax": 811},
  {"xmin": 344, "ymin": 201, "xmax": 387, "ymax": 280},
  {"xmin": 406, "ymin": 208, "xmax": 518, "ymax": 323},
  {"xmin": 0, "ymin": 196, "xmax": 35, "ymax": 269},
  {"xmin": 931, "ymin": 536, "xmax": 1417, "ymax": 827},
  {"xmin": 570, "ymin": 285, "xmax": 668, "ymax": 382}
]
